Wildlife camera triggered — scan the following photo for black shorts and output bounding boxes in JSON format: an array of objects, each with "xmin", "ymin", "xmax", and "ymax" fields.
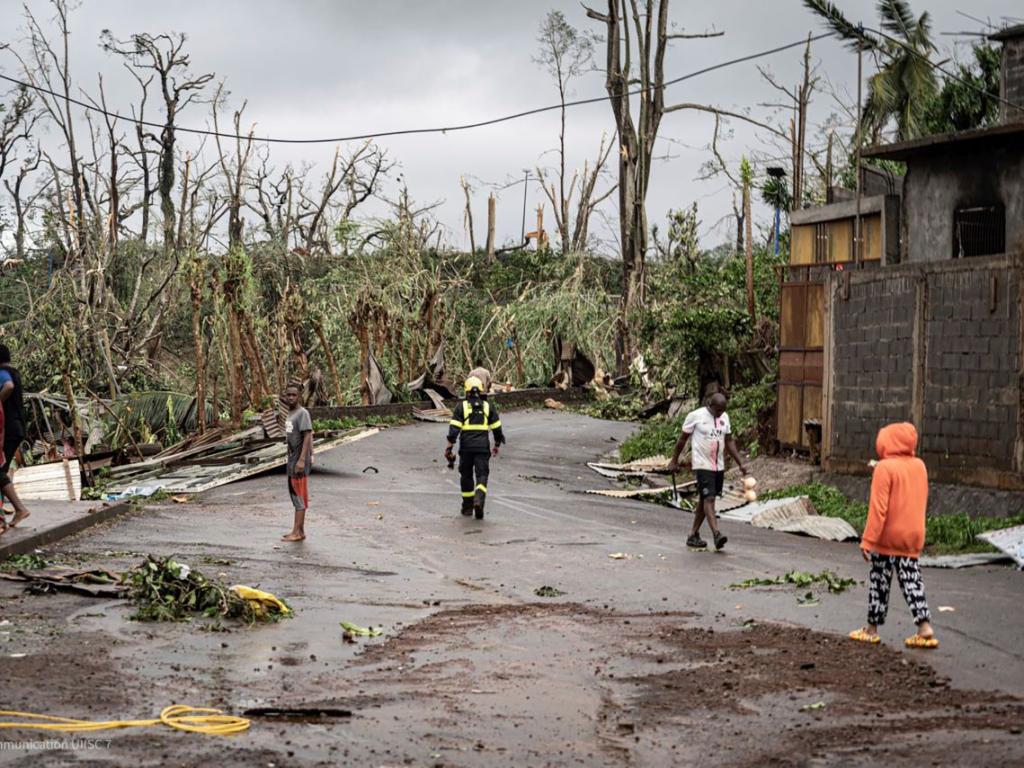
[{"xmin": 694, "ymin": 470, "xmax": 725, "ymax": 499}]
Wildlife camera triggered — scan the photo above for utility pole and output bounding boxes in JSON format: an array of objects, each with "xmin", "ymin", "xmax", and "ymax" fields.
[
  {"xmin": 854, "ymin": 27, "xmax": 864, "ymax": 267},
  {"xmin": 767, "ymin": 166, "xmax": 787, "ymax": 257},
  {"xmin": 520, "ymin": 169, "xmax": 530, "ymax": 244}
]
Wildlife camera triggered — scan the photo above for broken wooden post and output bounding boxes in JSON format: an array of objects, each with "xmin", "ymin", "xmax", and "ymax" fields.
[{"xmin": 486, "ymin": 193, "xmax": 496, "ymax": 263}]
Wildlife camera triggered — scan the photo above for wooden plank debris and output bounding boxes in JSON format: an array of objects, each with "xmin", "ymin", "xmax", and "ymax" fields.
[
  {"xmin": 104, "ymin": 427, "xmax": 378, "ymax": 496},
  {"xmin": 12, "ymin": 459, "xmax": 82, "ymax": 501},
  {"xmin": 413, "ymin": 388, "xmax": 452, "ymax": 423},
  {"xmin": 412, "ymin": 408, "xmax": 452, "ymax": 423}
]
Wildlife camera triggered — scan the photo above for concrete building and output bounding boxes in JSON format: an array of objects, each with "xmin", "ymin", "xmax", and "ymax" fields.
[{"xmin": 779, "ymin": 24, "xmax": 1024, "ymax": 489}]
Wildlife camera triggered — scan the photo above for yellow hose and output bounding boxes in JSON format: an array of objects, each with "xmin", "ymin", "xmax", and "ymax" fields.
[{"xmin": 0, "ymin": 705, "xmax": 250, "ymax": 735}]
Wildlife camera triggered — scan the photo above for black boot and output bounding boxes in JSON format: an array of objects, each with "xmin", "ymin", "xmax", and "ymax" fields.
[
  {"xmin": 474, "ymin": 503, "xmax": 484, "ymax": 520},
  {"xmin": 461, "ymin": 501, "xmax": 473, "ymax": 516}
]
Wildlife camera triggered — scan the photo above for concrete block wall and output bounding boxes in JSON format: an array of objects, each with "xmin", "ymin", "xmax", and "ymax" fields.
[
  {"xmin": 829, "ymin": 275, "xmax": 916, "ymax": 460},
  {"xmin": 921, "ymin": 268, "xmax": 1020, "ymax": 470},
  {"xmin": 826, "ymin": 255, "xmax": 1024, "ymax": 487},
  {"xmin": 1000, "ymin": 35, "xmax": 1024, "ymax": 123}
]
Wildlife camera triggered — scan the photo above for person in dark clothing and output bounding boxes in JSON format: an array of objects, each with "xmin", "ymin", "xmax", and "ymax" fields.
[
  {"xmin": 0, "ymin": 343, "xmax": 30, "ymax": 531},
  {"xmin": 445, "ymin": 376, "xmax": 505, "ymax": 520}
]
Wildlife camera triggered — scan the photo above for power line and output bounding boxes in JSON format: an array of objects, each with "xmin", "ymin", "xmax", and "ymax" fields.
[{"xmin": 0, "ymin": 32, "xmax": 833, "ymax": 146}]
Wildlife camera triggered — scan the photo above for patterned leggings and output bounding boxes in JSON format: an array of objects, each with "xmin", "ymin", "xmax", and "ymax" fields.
[{"xmin": 867, "ymin": 554, "xmax": 931, "ymax": 626}]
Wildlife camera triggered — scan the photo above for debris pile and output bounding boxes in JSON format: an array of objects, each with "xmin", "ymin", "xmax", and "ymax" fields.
[
  {"xmin": 101, "ymin": 425, "xmax": 377, "ymax": 497},
  {"xmin": 122, "ymin": 556, "xmax": 292, "ymax": 624}
]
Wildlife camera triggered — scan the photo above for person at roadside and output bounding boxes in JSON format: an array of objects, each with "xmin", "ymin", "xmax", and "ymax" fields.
[
  {"xmin": 467, "ymin": 365, "xmax": 492, "ymax": 395},
  {"xmin": 667, "ymin": 392, "xmax": 748, "ymax": 551},
  {"xmin": 849, "ymin": 422, "xmax": 938, "ymax": 649},
  {"xmin": 282, "ymin": 383, "xmax": 313, "ymax": 543},
  {"xmin": 0, "ymin": 342, "xmax": 30, "ymax": 531}
]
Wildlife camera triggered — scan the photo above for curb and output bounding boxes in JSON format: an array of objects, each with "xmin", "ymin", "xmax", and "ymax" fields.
[{"xmin": 0, "ymin": 501, "xmax": 135, "ymax": 559}]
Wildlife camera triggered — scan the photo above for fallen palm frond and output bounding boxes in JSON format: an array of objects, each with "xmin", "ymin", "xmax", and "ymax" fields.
[
  {"xmin": 107, "ymin": 391, "xmax": 216, "ymax": 449},
  {"xmin": 730, "ymin": 570, "xmax": 856, "ymax": 594}
]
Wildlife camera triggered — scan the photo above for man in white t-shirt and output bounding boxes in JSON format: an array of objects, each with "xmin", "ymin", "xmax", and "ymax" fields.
[{"xmin": 667, "ymin": 393, "xmax": 748, "ymax": 550}]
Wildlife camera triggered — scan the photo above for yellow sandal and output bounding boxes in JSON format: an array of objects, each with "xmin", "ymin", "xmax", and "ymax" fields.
[
  {"xmin": 848, "ymin": 628, "xmax": 881, "ymax": 644},
  {"xmin": 904, "ymin": 634, "xmax": 939, "ymax": 649}
]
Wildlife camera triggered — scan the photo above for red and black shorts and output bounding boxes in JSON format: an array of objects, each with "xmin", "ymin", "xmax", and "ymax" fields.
[{"xmin": 288, "ymin": 475, "xmax": 309, "ymax": 511}]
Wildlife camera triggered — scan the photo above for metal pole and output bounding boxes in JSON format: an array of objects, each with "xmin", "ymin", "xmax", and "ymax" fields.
[
  {"xmin": 854, "ymin": 29, "xmax": 864, "ymax": 267},
  {"xmin": 774, "ymin": 206, "xmax": 781, "ymax": 256},
  {"xmin": 520, "ymin": 170, "xmax": 529, "ymax": 244}
]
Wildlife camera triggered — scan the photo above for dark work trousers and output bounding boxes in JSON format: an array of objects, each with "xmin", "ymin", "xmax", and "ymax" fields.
[
  {"xmin": 459, "ymin": 450, "xmax": 490, "ymax": 510},
  {"xmin": 867, "ymin": 553, "xmax": 932, "ymax": 626}
]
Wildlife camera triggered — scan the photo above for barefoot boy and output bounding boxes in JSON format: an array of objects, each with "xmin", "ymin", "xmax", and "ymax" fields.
[
  {"xmin": 282, "ymin": 384, "xmax": 313, "ymax": 542},
  {"xmin": 849, "ymin": 422, "xmax": 938, "ymax": 648}
]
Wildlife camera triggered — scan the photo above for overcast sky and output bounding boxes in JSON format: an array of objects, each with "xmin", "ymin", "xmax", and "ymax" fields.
[{"xmin": 3, "ymin": 0, "xmax": 1022, "ymax": 252}]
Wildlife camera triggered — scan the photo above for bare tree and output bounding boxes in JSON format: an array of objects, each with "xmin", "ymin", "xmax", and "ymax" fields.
[
  {"xmin": 18, "ymin": 0, "xmax": 86, "ymax": 266},
  {"xmin": 0, "ymin": 84, "xmax": 40, "ymax": 261},
  {"xmin": 534, "ymin": 10, "xmax": 594, "ymax": 255},
  {"xmin": 538, "ymin": 132, "xmax": 617, "ymax": 254},
  {"xmin": 293, "ymin": 141, "xmax": 390, "ymax": 257},
  {"xmin": 101, "ymin": 31, "xmax": 214, "ymax": 253},
  {"xmin": 213, "ymin": 86, "xmax": 257, "ymax": 424},
  {"xmin": 585, "ymin": 0, "xmax": 727, "ymax": 363}
]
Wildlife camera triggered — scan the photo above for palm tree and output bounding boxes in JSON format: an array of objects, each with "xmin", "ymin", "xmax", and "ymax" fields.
[{"xmin": 804, "ymin": 0, "xmax": 938, "ymax": 141}]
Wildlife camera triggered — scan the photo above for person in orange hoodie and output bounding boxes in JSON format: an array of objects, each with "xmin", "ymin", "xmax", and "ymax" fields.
[{"xmin": 849, "ymin": 423, "xmax": 938, "ymax": 649}]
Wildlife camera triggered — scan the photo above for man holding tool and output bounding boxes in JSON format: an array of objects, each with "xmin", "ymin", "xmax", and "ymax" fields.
[{"xmin": 667, "ymin": 392, "xmax": 749, "ymax": 550}]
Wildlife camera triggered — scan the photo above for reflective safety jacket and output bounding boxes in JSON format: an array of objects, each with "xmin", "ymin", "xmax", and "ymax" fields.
[{"xmin": 447, "ymin": 397, "xmax": 505, "ymax": 452}]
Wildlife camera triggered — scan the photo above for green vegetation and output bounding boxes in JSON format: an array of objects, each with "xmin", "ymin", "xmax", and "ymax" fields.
[
  {"xmin": 730, "ymin": 569, "xmax": 856, "ymax": 594},
  {"xmin": 312, "ymin": 414, "xmax": 411, "ymax": 432},
  {"xmin": 616, "ymin": 378, "xmax": 776, "ymax": 463},
  {"xmin": 122, "ymin": 556, "xmax": 290, "ymax": 624},
  {"xmin": 923, "ymin": 43, "xmax": 1001, "ymax": 134},
  {"xmin": 765, "ymin": 482, "xmax": 1024, "ymax": 554},
  {"xmin": 619, "ymin": 415, "xmax": 683, "ymax": 464},
  {"xmin": 0, "ymin": 554, "xmax": 51, "ymax": 572},
  {"xmin": 924, "ymin": 513, "xmax": 1024, "ymax": 556}
]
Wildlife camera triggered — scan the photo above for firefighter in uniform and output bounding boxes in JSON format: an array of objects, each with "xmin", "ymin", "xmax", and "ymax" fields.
[{"xmin": 445, "ymin": 376, "xmax": 505, "ymax": 519}]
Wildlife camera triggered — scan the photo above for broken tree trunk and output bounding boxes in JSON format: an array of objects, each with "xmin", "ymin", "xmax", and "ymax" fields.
[
  {"xmin": 460, "ymin": 176, "xmax": 476, "ymax": 254},
  {"xmin": 189, "ymin": 267, "xmax": 207, "ymax": 435},
  {"xmin": 313, "ymin": 320, "xmax": 345, "ymax": 406},
  {"xmin": 743, "ymin": 173, "xmax": 755, "ymax": 321},
  {"xmin": 486, "ymin": 193, "xmax": 496, "ymax": 263},
  {"xmin": 225, "ymin": 308, "xmax": 245, "ymax": 426}
]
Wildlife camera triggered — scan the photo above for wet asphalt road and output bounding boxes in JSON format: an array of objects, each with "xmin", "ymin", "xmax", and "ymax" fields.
[{"xmin": 0, "ymin": 409, "xmax": 1021, "ymax": 767}]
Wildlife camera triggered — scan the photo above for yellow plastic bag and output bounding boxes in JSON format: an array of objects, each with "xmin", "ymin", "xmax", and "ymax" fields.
[{"xmin": 230, "ymin": 585, "xmax": 292, "ymax": 616}]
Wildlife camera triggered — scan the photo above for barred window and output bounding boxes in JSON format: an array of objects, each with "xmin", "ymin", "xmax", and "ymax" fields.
[{"xmin": 954, "ymin": 204, "xmax": 1005, "ymax": 258}]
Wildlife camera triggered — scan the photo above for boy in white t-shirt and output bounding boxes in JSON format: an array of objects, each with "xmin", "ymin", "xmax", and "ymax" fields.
[{"xmin": 667, "ymin": 393, "xmax": 748, "ymax": 550}]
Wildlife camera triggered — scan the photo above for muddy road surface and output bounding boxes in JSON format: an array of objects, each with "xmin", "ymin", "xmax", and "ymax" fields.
[{"xmin": 1, "ymin": 411, "xmax": 1021, "ymax": 766}]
